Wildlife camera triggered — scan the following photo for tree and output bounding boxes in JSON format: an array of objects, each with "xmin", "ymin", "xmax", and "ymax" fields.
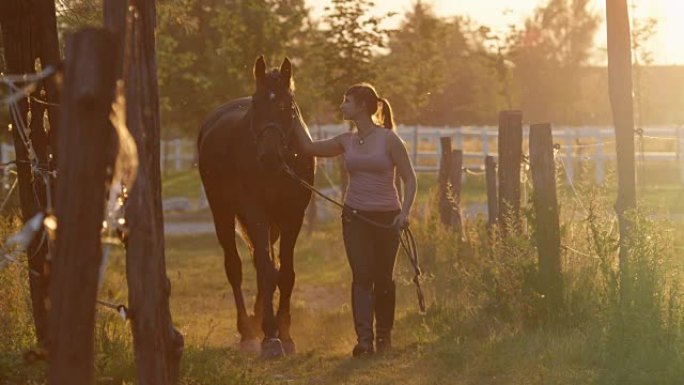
[
  {"xmin": 427, "ymin": 18, "xmax": 500, "ymax": 125},
  {"xmin": 508, "ymin": 0, "xmax": 601, "ymax": 124},
  {"xmin": 377, "ymin": 4, "xmax": 504, "ymax": 126},
  {"xmin": 317, "ymin": 0, "xmax": 392, "ymax": 117},
  {"xmin": 156, "ymin": 0, "xmax": 309, "ymax": 136},
  {"xmin": 56, "ymin": 0, "xmax": 101, "ymax": 28},
  {"xmin": 377, "ymin": 1, "xmax": 446, "ymax": 124}
]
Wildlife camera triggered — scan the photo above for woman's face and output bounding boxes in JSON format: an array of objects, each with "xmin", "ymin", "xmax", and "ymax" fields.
[{"xmin": 340, "ymin": 94, "xmax": 363, "ymax": 121}]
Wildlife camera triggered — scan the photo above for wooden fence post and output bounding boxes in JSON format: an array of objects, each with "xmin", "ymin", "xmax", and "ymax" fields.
[
  {"xmin": 0, "ymin": 0, "xmax": 56, "ymax": 351},
  {"xmin": 48, "ymin": 28, "xmax": 116, "ymax": 385},
  {"xmin": 104, "ymin": 2, "xmax": 184, "ymax": 383},
  {"xmin": 438, "ymin": 136, "xmax": 453, "ymax": 227},
  {"xmin": 529, "ymin": 123, "xmax": 563, "ymax": 317},
  {"xmin": 450, "ymin": 149, "xmax": 464, "ymax": 235},
  {"xmin": 497, "ymin": 110, "xmax": 523, "ymax": 234},
  {"xmin": 607, "ymin": 0, "xmax": 637, "ymax": 271},
  {"xmin": 485, "ymin": 156, "xmax": 498, "ymax": 229}
]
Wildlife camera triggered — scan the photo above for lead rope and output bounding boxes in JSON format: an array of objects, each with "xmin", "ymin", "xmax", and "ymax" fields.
[{"xmin": 282, "ymin": 165, "xmax": 426, "ymax": 313}]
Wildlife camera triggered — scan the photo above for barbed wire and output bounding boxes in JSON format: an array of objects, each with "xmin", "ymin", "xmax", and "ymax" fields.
[
  {"xmin": 561, "ymin": 244, "xmax": 596, "ymax": 258},
  {"xmin": 640, "ymin": 135, "xmax": 682, "ymax": 142},
  {"xmin": 95, "ymin": 299, "xmax": 129, "ymax": 320},
  {"xmin": 1, "ymin": 67, "xmax": 58, "ymax": 274},
  {"xmin": 0, "ymin": 66, "xmax": 57, "ymax": 84},
  {"xmin": 0, "ymin": 66, "xmax": 57, "ymax": 108},
  {"xmin": 555, "ymin": 150, "xmax": 590, "ymax": 216},
  {"xmin": 556, "ymin": 140, "xmax": 616, "ymax": 149},
  {"xmin": 30, "ymin": 95, "xmax": 60, "ymax": 107},
  {"xmin": 463, "ymin": 167, "xmax": 486, "ymax": 176},
  {"xmin": 0, "ymin": 178, "xmax": 18, "ymax": 214}
]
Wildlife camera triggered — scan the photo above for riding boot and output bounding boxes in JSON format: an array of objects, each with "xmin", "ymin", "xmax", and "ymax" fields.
[
  {"xmin": 351, "ymin": 283, "xmax": 375, "ymax": 357},
  {"xmin": 374, "ymin": 281, "xmax": 395, "ymax": 353}
]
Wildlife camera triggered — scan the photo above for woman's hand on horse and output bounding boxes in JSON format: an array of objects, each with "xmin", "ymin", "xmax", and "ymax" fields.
[{"xmin": 393, "ymin": 213, "xmax": 410, "ymax": 230}]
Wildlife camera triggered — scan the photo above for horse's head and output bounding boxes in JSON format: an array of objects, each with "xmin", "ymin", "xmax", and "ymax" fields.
[{"xmin": 250, "ymin": 56, "xmax": 296, "ymax": 173}]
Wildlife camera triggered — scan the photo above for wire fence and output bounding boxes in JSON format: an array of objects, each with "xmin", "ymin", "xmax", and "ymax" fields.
[{"xmin": 9, "ymin": 124, "xmax": 673, "ymax": 183}]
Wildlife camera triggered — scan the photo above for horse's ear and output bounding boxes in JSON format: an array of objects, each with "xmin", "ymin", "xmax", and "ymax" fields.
[
  {"xmin": 280, "ymin": 57, "xmax": 292, "ymax": 88},
  {"xmin": 254, "ymin": 55, "xmax": 266, "ymax": 84}
]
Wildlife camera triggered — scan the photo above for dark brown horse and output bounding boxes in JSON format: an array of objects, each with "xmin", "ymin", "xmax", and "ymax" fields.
[{"xmin": 197, "ymin": 56, "xmax": 314, "ymax": 358}]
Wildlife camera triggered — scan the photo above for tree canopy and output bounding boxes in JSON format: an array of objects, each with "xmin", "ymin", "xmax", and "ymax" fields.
[{"xmin": 2, "ymin": 0, "xmax": 680, "ymax": 137}]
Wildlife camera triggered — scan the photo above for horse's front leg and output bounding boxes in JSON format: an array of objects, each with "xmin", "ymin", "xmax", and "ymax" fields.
[
  {"xmin": 247, "ymin": 221, "xmax": 283, "ymax": 358},
  {"xmin": 276, "ymin": 214, "xmax": 305, "ymax": 355}
]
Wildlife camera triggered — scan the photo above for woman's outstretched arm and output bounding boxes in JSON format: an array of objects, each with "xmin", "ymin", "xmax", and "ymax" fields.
[{"xmin": 293, "ymin": 106, "xmax": 347, "ymax": 158}]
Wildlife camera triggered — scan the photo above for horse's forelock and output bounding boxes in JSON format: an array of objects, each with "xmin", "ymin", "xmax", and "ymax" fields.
[{"xmin": 265, "ymin": 69, "xmax": 293, "ymax": 93}]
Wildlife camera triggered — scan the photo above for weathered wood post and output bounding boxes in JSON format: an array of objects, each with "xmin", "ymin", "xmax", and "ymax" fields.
[
  {"xmin": 437, "ymin": 136, "xmax": 453, "ymax": 227},
  {"xmin": 497, "ymin": 110, "xmax": 523, "ymax": 235},
  {"xmin": 104, "ymin": 1, "xmax": 184, "ymax": 383},
  {"xmin": 450, "ymin": 149, "xmax": 464, "ymax": 235},
  {"xmin": 606, "ymin": 0, "xmax": 637, "ymax": 270},
  {"xmin": 48, "ymin": 28, "xmax": 116, "ymax": 385},
  {"xmin": 0, "ymin": 0, "xmax": 59, "ymax": 351},
  {"xmin": 529, "ymin": 123, "xmax": 563, "ymax": 317},
  {"xmin": 485, "ymin": 156, "xmax": 498, "ymax": 229}
]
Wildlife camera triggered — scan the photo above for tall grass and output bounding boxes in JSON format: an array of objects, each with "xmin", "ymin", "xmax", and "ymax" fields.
[
  {"xmin": 0, "ymin": 216, "xmax": 46, "ymax": 384},
  {"xmin": 2, "ymin": 173, "xmax": 684, "ymax": 383},
  {"xmin": 410, "ymin": 175, "xmax": 684, "ymax": 383}
]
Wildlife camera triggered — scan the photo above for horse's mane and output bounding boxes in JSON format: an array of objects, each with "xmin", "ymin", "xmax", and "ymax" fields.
[{"xmin": 197, "ymin": 97, "xmax": 251, "ymax": 151}]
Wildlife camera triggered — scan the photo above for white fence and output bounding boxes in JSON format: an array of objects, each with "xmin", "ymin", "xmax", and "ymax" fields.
[
  {"xmin": 310, "ymin": 124, "xmax": 684, "ymax": 184},
  {"xmin": 3, "ymin": 124, "xmax": 684, "ymax": 184},
  {"xmin": 0, "ymin": 139, "xmax": 198, "ymax": 174}
]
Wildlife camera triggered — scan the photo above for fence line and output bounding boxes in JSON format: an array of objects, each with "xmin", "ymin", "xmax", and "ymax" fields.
[{"xmin": 3, "ymin": 124, "xmax": 684, "ymax": 184}]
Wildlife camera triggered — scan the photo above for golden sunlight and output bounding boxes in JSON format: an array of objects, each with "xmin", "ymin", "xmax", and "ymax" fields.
[{"xmin": 308, "ymin": 0, "xmax": 684, "ymax": 64}]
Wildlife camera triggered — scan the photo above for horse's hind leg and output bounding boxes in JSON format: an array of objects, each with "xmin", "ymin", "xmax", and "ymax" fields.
[
  {"xmin": 215, "ymin": 212, "xmax": 259, "ymax": 351},
  {"xmin": 276, "ymin": 216, "xmax": 305, "ymax": 355}
]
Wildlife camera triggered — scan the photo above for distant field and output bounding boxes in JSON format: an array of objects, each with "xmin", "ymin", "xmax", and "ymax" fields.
[{"xmin": 162, "ymin": 165, "xmax": 684, "ymax": 216}]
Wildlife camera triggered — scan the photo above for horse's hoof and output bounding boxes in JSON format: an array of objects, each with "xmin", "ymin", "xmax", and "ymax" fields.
[
  {"xmin": 260, "ymin": 338, "xmax": 285, "ymax": 359},
  {"xmin": 239, "ymin": 338, "xmax": 261, "ymax": 354},
  {"xmin": 282, "ymin": 339, "xmax": 296, "ymax": 355}
]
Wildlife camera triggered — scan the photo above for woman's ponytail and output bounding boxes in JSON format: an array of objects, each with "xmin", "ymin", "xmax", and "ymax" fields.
[
  {"xmin": 378, "ymin": 98, "xmax": 395, "ymax": 130},
  {"xmin": 345, "ymin": 83, "xmax": 395, "ymax": 130}
]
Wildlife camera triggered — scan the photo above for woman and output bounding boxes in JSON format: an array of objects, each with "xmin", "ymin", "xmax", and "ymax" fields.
[{"xmin": 293, "ymin": 83, "xmax": 417, "ymax": 356}]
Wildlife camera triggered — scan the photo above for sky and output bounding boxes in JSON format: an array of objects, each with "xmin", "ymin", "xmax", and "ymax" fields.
[{"xmin": 306, "ymin": 0, "xmax": 684, "ymax": 65}]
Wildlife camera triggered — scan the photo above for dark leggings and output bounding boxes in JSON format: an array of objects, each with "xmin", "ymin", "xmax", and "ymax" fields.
[{"xmin": 342, "ymin": 206, "xmax": 401, "ymax": 293}]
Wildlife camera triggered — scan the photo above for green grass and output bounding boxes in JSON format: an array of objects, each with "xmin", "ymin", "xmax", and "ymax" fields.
[
  {"xmin": 162, "ymin": 170, "xmax": 203, "ymax": 201},
  {"xmin": 5, "ymin": 168, "xmax": 684, "ymax": 384}
]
